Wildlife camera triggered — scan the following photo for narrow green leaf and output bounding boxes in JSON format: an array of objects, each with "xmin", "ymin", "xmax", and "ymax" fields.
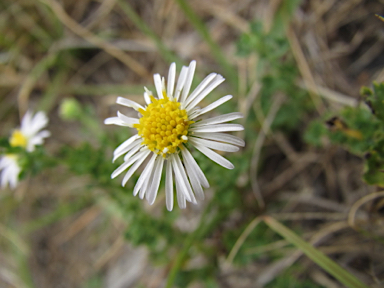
[
  {"xmin": 263, "ymin": 216, "xmax": 370, "ymax": 288},
  {"xmin": 175, "ymin": 0, "xmax": 238, "ymax": 89}
]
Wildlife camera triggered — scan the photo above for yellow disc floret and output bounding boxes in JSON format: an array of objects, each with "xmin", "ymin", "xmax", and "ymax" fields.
[
  {"xmin": 133, "ymin": 95, "xmax": 193, "ymax": 156},
  {"xmin": 9, "ymin": 130, "xmax": 27, "ymax": 148}
]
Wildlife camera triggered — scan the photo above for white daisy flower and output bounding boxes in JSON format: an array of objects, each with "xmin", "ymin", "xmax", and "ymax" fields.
[
  {"xmin": 0, "ymin": 154, "xmax": 21, "ymax": 189},
  {"xmin": 9, "ymin": 111, "xmax": 51, "ymax": 152},
  {"xmin": 0, "ymin": 111, "xmax": 50, "ymax": 190},
  {"xmin": 105, "ymin": 61, "xmax": 244, "ymax": 210}
]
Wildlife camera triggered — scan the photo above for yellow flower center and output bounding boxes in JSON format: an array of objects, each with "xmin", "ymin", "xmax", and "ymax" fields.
[
  {"xmin": 9, "ymin": 130, "xmax": 27, "ymax": 148},
  {"xmin": 133, "ymin": 95, "xmax": 193, "ymax": 156}
]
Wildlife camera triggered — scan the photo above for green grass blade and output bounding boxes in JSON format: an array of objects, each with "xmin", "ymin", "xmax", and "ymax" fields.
[
  {"xmin": 175, "ymin": 0, "xmax": 238, "ymax": 89},
  {"xmin": 18, "ymin": 53, "xmax": 58, "ymax": 113},
  {"xmin": 263, "ymin": 216, "xmax": 370, "ymax": 288},
  {"xmin": 117, "ymin": 0, "xmax": 180, "ymax": 65}
]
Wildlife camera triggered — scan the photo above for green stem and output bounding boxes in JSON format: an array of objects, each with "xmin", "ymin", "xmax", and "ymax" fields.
[
  {"xmin": 165, "ymin": 202, "xmax": 218, "ymax": 288},
  {"xmin": 174, "ymin": 0, "xmax": 238, "ymax": 90}
]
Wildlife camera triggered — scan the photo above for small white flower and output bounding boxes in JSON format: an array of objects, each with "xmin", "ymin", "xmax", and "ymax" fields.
[
  {"xmin": 0, "ymin": 155, "xmax": 21, "ymax": 189},
  {"xmin": 9, "ymin": 111, "xmax": 50, "ymax": 152},
  {"xmin": 105, "ymin": 61, "xmax": 244, "ymax": 210},
  {"xmin": 0, "ymin": 111, "xmax": 50, "ymax": 190}
]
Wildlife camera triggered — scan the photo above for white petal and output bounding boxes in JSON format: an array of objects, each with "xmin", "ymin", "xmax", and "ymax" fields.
[
  {"xmin": 122, "ymin": 150, "xmax": 151, "ymax": 186},
  {"xmin": 1, "ymin": 168, "xmax": 11, "ymax": 188},
  {"xmin": 26, "ymin": 136, "xmax": 45, "ymax": 152},
  {"xmin": 162, "ymin": 77, "xmax": 166, "ymax": 95},
  {"xmin": 133, "ymin": 153, "xmax": 157, "ymax": 196},
  {"xmin": 182, "ymin": 156, "xmax": 205, "ymax": 201},
  {"xmin": 112, "ymin": 135, "xmax": 144, "ymax": 162},
  {"xmin": 111, "ymin": 150, "xmax": 147, "ymax": 179},
  {"xmin": 117, "ymin": 111, "xmax": 140, "ymax": 126},
  {"xmin": 189, "ymin": 137, "xmax": 239, "ymax": 152},
  {"xmin": 113, "ymin": 134, "xmax": 140, "ymax": 158},
  {"xmin": 180, "ymin": 146, "xmax": 209, "ymax": 188},
  {"xmin": 138, "ymin": 154, "xmax": 158, "ymax": 199},
  {"xmin": 180, "ymin": 60, "xmax": 196, "ymax": 105},
  {"xmin": 31, "ymin": 112, "xmax": 48, "ymax": 134},
  {"xmin": 154, "ymin": 73, "xmax": 164, "ymax": 99},
  {"xmin": 0, "ymin": 156, "xmax": 20, "ymax": 189},
  {"xmin": 117, "ymin": 97, "xmax": 144, "ymax": 111},
  {"xmin": 192, "ymin": 142, "xmax": 234, "ymax": 169},
  {"xmin": 122, "ymin": 142, "xmax": 143, "ymax": 162},
  {"xmin": 104, "ymin": 117, "xmax": 125, "ymax": 126},
  {"xmin": 146, "ymin": 157, "xmax": 165, "ymax": 205},
  {"xmin": 104, "ymin": 115, "xmax": 138, "ymax": 127},
  {"xmin": 27, "ymin": 129, "xmax": 50, "ymax": 149},
  {"xmin": 184, "ymin": 73, "xmax": 217, "ymax": 107},
  {"xmin": 8, "ymin": 166, "xmax": 19, "ymax": 189},
  {"xmin": 23, "ymin": 111, "xmax": 48, "ymax": 137},
  {"xmin": 190, "ymin": 124, "xmax": 244, "ymax": 133},
  {"xmin": 144, "ymin": 88, "xmax": 152, "ymax": 104},
  {"xmin": 193, "ymin": 112, "xmax": 243, "ymax": 127},
  {"xmin": 193, "ymin": 132, "xmax": 245, "ymax": 147},
  {"xmin": 36, "ymin": 130, "xmax": 51, "ymax": 139},
  {"xmin": 114, "ymin": 139, "xmax": 142, "ymax": 162},
  {"xmin": 176, "ymin": 179, "xmax": 186, "ymax": 209},
  {"xmin": 21, "ymin": 111, "xmax": 32, "ymax": 131},
  {"xmin": 189, "ymin": 95, "xmax": 233, "ymax": 119},
  {"xmin": 170, "ymin": 155, "xmax": 192, "ymax": 202},
  {"xmin": 172, "ymin": 154, "xmax": 197, "ymax": 204},
  {"xmin": 167, "ymin": 63, "xmax": 176, "ymax": 99},
  {"xmin": 139, "ymin": 171, "xmax": 152, "ymax": 199},
  {"xmin": 0, "ymin": 156, "xmax": 15, "ymax": 169},
  {"xmin": 0, "ymin": 158, "xmax": 8, "ymax": 170},
  {"xmin": 165, "ymin": 160, "xmax": 174, "ymax": 211},
  {"xmin": 186, "ymin": 74, "xmax": 225, "ymax": 112},
  {"xmin": 174, "ymin": 66, "xmax": 188, "ymax": 101}
]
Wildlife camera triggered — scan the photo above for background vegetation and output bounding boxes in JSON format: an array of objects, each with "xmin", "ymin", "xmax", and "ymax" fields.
[{"xmin": 0, "ymin": 0, "xmax": 383, "ymax": 287}]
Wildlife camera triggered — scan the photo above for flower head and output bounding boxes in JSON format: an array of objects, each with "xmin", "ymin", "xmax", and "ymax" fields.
[
  {"xmin": 9, "ymin": 111, "xmax": 51, "ymax": 152},
  {"xmin": 0, "ymin": 155, "xmax": 21, "ymax": 189},
  {"xmin": 0, "ymin": 111, "xmax": 50, "ymax": 189},
  {"xmin": 105, "ymin": 61, "xmax": 244, "ymax": 210}
]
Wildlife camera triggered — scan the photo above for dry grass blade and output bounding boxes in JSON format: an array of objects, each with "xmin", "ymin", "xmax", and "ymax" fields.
[
  {"xmin": 225, "ymin": 217, "xmax": 262, "ymax": 266},
  {"xmin": 39, "ymin": 0, "xmax": 150, "ymax": 79},
  {"xmin": 286, "ymin": 25, "xmax": 324, "ymax": 115},
  {"xmin": 250, "ymin": 93, "xmax": 286, "ymax": 207},
  {"xmin": 348, "ymin": 191, "xmax": 384, "ymax": 229},
  {"xmin": 53, "ymin": 205, "xmax": 100, "ymax": 245}
]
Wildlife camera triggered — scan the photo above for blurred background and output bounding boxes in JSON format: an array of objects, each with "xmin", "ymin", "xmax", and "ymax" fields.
[{"xmin": 1, "ymin": 0, "xmax": 384, "ymax": 287}]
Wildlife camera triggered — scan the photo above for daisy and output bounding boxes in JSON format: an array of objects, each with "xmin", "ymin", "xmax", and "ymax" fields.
[
  {"xmin": 9, "ymin": 111, "xmax": 51, "ymax": 152},
  {"xmin": 105, "ymin": 61, "xmax": 244, "ymax": 210},
  {"xmin": 0, "ymin": 155, "xmax": 21, "ymax": 189},
  {"xmin": 0, "ymin": 111, "xmax": 50, "ymax": 189}
]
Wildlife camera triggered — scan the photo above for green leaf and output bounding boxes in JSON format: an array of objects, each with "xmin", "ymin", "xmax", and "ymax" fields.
[
  {"xmin": 263, "ymin": 216, "xmax": 370, "ymax": 288},
  {"xmin": 362, "ymin": 82, "xmax": 384, "ymax": 122}
]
